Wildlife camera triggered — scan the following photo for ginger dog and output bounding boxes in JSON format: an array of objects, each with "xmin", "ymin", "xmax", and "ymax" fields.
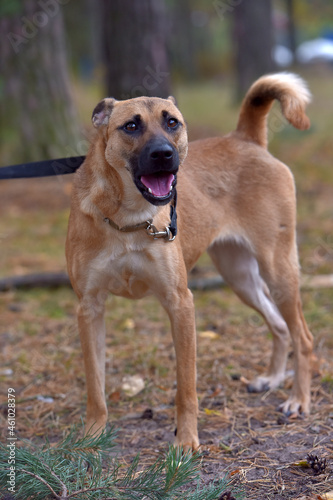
[{"xmin": 66, "ymin": 73, "xmax": 313, "ymax": 450}]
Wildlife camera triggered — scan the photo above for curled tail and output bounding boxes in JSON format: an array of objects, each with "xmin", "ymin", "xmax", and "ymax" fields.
[{"xmin": 236, "ymin": 73, "xmax": 311, "ymax": 149}]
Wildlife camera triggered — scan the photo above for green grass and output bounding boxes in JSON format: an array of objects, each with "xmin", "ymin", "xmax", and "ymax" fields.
[
  {"xmin": 14, "ymin": 287, "xmax": 74, "ymax": 319},
  {"xmin": 0, "ymin": 209, "xmax": 69, "ymax": 276}
]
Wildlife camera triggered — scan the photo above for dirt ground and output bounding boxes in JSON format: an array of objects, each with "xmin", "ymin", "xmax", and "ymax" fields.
[{"xmin": 0, "ymin": 163, "xmax": 333, "ymax": 499}]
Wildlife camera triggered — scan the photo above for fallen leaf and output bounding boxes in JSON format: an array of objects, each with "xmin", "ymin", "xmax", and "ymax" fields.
[
  {"xmin": 204, "ymin": 408, "xmax": 222, "ymax": 416},
  {"xmin": 205, "ymin": 444, "xmax": 221, "ymax": 454},
  {"xmin": 293, "ymin": 460, "xmax": 310, "ymax": 468},
  {"xmin": 230, "ymin": 469, "xmax": 240, "ymax": 476},
  {"xmin": 120, "ymin": 318, "xmax": 135, "ymax": 330},
  {"xmin": 109, "ymin": 391, "xmax": 121, "ymax": 402},
  {"xmin": 156, "ymin": 384, "xmax": 168, "ymax": 391},
  {"xmin": 210, "ymin": 385, "xmax": 222, "ymax": 397},
  {"xmin": 122, "ymin": 375, "xmax": 145, "ymax": 397},
  {"xmin": 219, "ymin": 442, "xmax": 232, "ymax": 452},
  {"xmin": 319, "ymin": 491, "xmax": 333, "ymax": 500},
  {"xmin": 199, "ymin": 330, "xmax": 220, "ymax": 339}
]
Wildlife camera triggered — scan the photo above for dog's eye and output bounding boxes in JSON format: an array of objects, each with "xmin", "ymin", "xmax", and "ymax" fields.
[
  {"xmin": 124, "ymin": 122, "xmax": 138, "ymax": 132},
  {"xmin": 167, "ymin": 118, "xmax": 178, "ymax": 129}
]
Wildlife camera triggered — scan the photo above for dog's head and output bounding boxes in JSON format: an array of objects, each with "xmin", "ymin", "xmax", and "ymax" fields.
[{"xmin": 92, "ymin": 95, "xmax": 188, "ymax": 206}]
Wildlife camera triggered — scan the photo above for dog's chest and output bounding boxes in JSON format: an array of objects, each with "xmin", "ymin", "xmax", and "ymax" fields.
[{"xmin": 88, "ymin": 242, "xmax": 152, "ymax": 299}]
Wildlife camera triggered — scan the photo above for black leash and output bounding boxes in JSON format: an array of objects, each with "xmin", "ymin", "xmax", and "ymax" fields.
[
  {"xmin": 104, "ymin": 191, "xmax": 178, "ymax": 241},
  {"xmin": 169, "ymin": 189, "xmax": 178, "ymax": 238},
  {"xmin": 0, "ymin": 155, "xmax": 178, "ymax": 241},
  {"xmin": 0, "ymin": 156, "xmax": 85, "ymax": 180}
]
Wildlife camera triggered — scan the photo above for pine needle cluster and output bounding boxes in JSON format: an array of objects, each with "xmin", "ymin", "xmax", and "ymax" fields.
[{"xmin": 0, "ymin": 424, "xmax": 242, "ymax": 499}]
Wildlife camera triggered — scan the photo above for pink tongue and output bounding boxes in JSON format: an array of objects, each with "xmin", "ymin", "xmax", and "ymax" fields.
[{"xmin": 141, "ymin": 173, "xmax": 174, "ymax": 197}]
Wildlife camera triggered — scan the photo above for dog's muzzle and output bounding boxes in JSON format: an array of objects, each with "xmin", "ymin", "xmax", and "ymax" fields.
[{"xmin": 134, "ymin": 137, "xmax": 179, "ymax": 206}]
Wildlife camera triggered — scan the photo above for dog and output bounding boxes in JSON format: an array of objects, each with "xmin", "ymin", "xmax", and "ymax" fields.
[{"xmin": 66, "ymin": 73, "xmax": 314, "ymax": 451}]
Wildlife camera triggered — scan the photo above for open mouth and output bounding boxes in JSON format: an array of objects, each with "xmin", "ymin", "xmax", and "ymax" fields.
[{"xmin": 137, "ymin": 171, "xmax": 176, "ymax": 205}]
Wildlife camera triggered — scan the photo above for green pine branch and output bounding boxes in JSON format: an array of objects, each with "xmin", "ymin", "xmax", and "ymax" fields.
[{"xmin": 0, "ymin": 423, "xmax": 243, "ymax": 500}]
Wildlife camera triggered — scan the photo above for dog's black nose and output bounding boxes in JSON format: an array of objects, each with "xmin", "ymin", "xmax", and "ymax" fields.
[{"xmin": 150, "ymin": 143, "xmax": 173, "ymax": 161}]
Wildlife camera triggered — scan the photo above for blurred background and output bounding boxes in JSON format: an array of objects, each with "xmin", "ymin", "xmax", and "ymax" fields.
[{"xmin": 1, "ymin": 0, "xmax": 333, "ymax": 164}]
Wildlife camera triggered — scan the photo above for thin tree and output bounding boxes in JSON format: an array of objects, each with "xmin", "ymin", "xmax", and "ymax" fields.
[
  {"xmin": 0, "ymin": 1, "xmax": 80, "ymax": 164},
  {"xmin": 100, "ymin": 0, "xmax": 171, "ymax": 99},
  {"xmin": 286, "ymin": 0, "xmax": 297, "ymax": 59},
  {"xmin": 232, "ymin": 0, "xmax": 276, "ymax": 98},
  {"xmin": 168, "ymin": 0, "xmax": 197, "ymax": 80}
]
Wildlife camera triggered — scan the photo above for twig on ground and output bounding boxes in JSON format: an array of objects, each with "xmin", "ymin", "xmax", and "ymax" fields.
[{"xmin": 1, "ymin": 271, "xmax": 333, "ymax": 292}]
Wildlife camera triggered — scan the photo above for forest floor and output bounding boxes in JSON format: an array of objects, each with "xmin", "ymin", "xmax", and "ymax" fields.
[{"xmin": 0, "ymin": 67, "xmax": 333, "ymax": 499}]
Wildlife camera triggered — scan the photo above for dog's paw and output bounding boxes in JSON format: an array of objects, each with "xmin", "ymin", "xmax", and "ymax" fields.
[
  {"xmin": 247, "ymin": 374, "xmax": 283, "ymax": 393},
  {"xmin": 279, "ymin": 396, "xmax": 310, "ymax": 418},
  {"xmin": 85, "ymin": 419, "xmax": 107, "ymax": 439},
  {"xmin": 174, "ymin": 432, "xmax": 200, "ymax": 453}
]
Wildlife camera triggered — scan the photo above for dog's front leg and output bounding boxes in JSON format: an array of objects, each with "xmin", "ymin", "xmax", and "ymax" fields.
[
  {"xmin": 77, "ymin": 296, "xmax": 107, "ymax": 436},
  {"xmin": 161, "ymin": 287, "xmax": 199, "ymax": 451}
]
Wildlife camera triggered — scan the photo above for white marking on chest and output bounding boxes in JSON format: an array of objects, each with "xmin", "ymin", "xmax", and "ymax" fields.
[{"xmin": 87, "ymin": 239, "xmax": 150, "ymax": 298}]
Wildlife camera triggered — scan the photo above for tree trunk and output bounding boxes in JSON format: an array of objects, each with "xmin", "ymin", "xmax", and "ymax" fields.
[
  {"xmin": 168, "ymin": 0, "xmax": 197, "ymax": 79},
  {"xmin": 232, "ymin": 0, "xmax": 276, "ymax": 99},
  {"xmin": 0, "ymin": 1, "xmax": 80, "ymax": 164},
  {"xmin": 286, "ymin": 0, "xmax": 297, "ymax": 58},
  {"xmin": 100, "ymin": 0, "xmax": 171, "ymax": 100}
]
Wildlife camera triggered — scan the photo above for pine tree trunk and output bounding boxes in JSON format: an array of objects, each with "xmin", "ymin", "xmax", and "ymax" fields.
[
  {"xmin": 286, "ymin": 0, "xmax": 297, "ymax": 58},
  {"xmin": 100, "ymin": 0, "xmax": 171, "ymax": 99},
  {"xmin": 0, "ymin": 1, "xmax": 80, "ymax": 163},
  {"xmin": 169, "ymin": 0, "xmax": 196, "ymax": 79},
  {"xmin": 233, "ymin": 0, "xmax": 276, "ymax": 99}
]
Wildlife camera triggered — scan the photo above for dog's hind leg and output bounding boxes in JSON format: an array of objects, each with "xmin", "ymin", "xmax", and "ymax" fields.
[
  {"xmin": 267, "ymin": 269, "xmax": 314, "ymax": 416},
  {"xmin": 208, "ymin": 239, "xmax": 291, "ymax": 393}
]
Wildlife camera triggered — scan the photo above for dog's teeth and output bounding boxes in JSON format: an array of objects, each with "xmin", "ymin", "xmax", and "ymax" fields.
[
  {"xmin": 148, "ymin": 188, "xmax": 152, "ymax": 194},
  {"xmin": 169, "ymin": 186, "xmax": 173, "ymax": 193}
]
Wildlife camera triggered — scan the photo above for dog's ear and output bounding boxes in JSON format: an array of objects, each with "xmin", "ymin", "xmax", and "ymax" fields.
[
  {"xmin": 92, "ymin": 98, "xmax": 116, "ymax": 128},
  {"xmin": 167, "ymin": 95, "xmax": 178, "ymax": 107}
]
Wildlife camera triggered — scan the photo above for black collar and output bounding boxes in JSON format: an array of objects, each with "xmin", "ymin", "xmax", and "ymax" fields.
[{"xmin": 104, "ymin": 191, "xmax": 177, "ymax": 242}]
